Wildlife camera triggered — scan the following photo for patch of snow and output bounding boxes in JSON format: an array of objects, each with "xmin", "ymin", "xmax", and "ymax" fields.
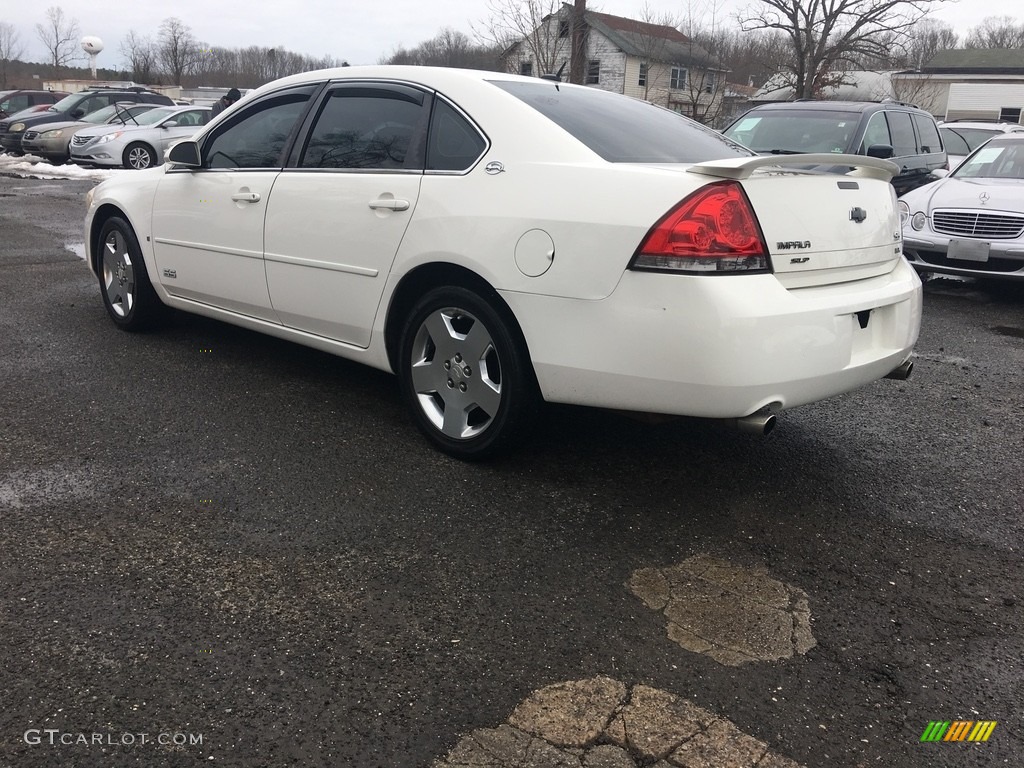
[{"xmin": 0, "ymin": 153, "xmax": 120, "ymax": 181}]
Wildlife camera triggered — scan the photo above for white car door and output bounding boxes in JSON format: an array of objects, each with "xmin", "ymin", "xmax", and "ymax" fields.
[
  {"xmin": 263, "ymin": 83, "xmax": 429, "ymax": 347},
  {"xmin": 151, "ymin": 87, "xmax": 317, "ymax": 320}
]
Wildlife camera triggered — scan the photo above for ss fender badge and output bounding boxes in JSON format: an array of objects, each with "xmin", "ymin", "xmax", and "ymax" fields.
[
  {"xmin": 162, "ymin": 268, "xmax": 177, "ymax": 279},
  {"xmin": 790, "ymin": 257, "xmax": 810, "ymax": 264}
]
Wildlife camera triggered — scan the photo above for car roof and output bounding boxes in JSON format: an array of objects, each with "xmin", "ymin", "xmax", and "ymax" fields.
[
  {"xmin": 939, "ymin": 121, "xmax": 1024, "ymax": 131},
  {"xmin": 741, "ymin": 100, "xmax": 927, "ymax": 114}
]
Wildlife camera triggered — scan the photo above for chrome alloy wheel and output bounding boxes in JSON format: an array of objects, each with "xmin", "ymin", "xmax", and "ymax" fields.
[
  {"xmin": 126, "ymin": 145, "xmax": 153, "ymax": 169},
  {"xmin": 102, "ymin": 229, "xmax": 135, "ymax": 318},
  {"xmin": 409, "ymin": 307, "xmax": 503, "ymax": 440}
]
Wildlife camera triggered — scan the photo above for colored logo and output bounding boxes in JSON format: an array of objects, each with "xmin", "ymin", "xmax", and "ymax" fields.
[{"xmin": 920, "ymin": 721, "xmax": 997, "ymax": 742}]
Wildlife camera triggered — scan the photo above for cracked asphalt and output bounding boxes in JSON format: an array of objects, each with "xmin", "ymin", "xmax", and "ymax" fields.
[{"xmin": 0, "ymin": 174, "xmax": 1021, "ymax": 767}]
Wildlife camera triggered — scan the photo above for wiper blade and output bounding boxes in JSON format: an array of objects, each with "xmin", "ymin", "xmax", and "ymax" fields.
[{"xmin": 766, "ymin": 148, "xmax": 805, "ymax": 155}]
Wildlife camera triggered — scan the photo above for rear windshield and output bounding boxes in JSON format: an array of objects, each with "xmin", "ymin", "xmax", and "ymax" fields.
[
  {"xmin": 489, "ymin": 80, "xmax": 751, "ymax": 163},
  {"xmin": 941, "ymin": 126, "xmax": 1002, "ymax": 153},
  {"xmin": 724, "ymin": 110, "xmax": 862, "ymax": 154}
]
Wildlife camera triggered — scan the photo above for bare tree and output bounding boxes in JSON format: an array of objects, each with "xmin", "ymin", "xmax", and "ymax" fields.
[
  {"xmin": 382, "ymin": 28, "xmax": 502, "ymax": 69},
  {"xmin": 478, "ymin": 0, "xmax": 566, "ymax": 77},
  {"xmin": 738, "ymin": 0, "xmax": 948, "ymax": 99},
  {"xmin": 35, "ymin": 6, "xmax": 80, "ymax": 72},
  {"xmin": 964, "ymin": 16, "xmax": 1024, "ymax": 49},
  {"xmin": 156, "ymin": 17, "xmax": 203, "ymax": 85},
  {"xmin": 892, "ymin": 18, "xmax": 957, "ymax": 68},
  {"xmin": 120, "ymin": 30, "xmax": 157, "ymax": 84},
  {"xmin": 0, "ymin": 22, "xmax": 24, "ymax": 88}
]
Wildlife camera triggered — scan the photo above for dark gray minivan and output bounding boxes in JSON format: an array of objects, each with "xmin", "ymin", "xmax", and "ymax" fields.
[{"xmin": 722, "ymin": 100, "xmax": 946, "ymax": 196}]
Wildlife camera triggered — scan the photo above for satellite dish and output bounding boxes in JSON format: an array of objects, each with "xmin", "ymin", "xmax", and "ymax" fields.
[{"xmin": 81, "ymin": 36, "xmax": 104, "ymax": 79}]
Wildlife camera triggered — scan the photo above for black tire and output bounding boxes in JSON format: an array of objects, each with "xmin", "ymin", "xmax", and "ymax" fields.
[
  {"xmin": 123, "ymin": 142, "xmax": 155, "ymax": 169},
  {"xmin": 398, "ymin": 285, "xmax": 538, "ymax": 460},
  {"xmin": 97, "ymin": 216, "xmax": 167, "ymax": 331}
]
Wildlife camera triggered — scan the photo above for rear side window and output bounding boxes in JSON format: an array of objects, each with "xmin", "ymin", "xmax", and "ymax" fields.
[
  {"xmin": 887, "ymin": 111, "xmax": 916, "ymax": 157},
  {"xmin": 939, "ymin": 127, "xmax": 970, "ymax": 156},
  {"xmin": 301, "ymin": 85, "xmax": 427, "ymax": 170},
  {"xmin": 913, "ymin": 114, "xmax": 941, "ymax": 154},
  {"xmin": 426, "ymin": 99, "xmax": 486, "ymax": 171},
  {"xmin": 493, "ymin": 80, "xmax": 750, "ymax": 163}
]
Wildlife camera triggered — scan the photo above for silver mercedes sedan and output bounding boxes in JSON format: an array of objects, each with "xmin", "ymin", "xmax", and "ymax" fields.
[{"xmin": 901, "ymin": 133, "xmax": 1024, "ymax": 281}]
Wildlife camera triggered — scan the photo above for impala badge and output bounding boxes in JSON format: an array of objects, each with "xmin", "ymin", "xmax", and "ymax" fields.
[
  {"xmin": 777, "ymin": 240, "xmax": 811, "ymax": 250},
  {"xmin": 850, "ymin": 207, "xmax": 867, "ymax": 223}
]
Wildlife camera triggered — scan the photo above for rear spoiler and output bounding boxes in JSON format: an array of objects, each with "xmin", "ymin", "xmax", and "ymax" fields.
[{"xmin": 688, "ymin": 154, "xmax": 899, "ymax": 182}]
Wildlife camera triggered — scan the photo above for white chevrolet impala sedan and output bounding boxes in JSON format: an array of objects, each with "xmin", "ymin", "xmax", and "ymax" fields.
[{"xmin": 85, "ymin": 66, "xmax": 922, "ymax": 459}]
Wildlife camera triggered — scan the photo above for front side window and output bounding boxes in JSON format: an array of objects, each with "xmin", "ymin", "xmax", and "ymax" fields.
[
  {"xmin": 860, "ymin": 112, "xmax": 891, "ymax": 153},
  {"xmin": 670, "ymin": 67, "xmax": 687, "ymax": 90},
  {"xmin": 301, "ymin": 85, "xmax": 427, "ymax": 170},
  {"xmin": 205, "ymin": 89, "xmax": 314, "ymax": 169},
  {"xmin": 586, "ymin": 60, "xmax": 600, "ymax": 85}
]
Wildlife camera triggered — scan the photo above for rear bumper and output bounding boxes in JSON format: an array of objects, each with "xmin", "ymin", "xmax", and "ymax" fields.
[{"xmin": 505, "ymin": 259, "xmax": 922, "ymax": 418}]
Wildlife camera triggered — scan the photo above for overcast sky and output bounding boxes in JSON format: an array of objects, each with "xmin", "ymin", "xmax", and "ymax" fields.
[{"xmin": 5, "ymin": 0, "xmax": 1021, "ymax": 71}]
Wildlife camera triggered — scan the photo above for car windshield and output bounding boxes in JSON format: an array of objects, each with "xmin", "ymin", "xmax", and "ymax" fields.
[
  {"xmin": 952, "ymin": 140, "xmax": 1024, "ymax": 179},
  {"xmin": 490, "ymin": 80, "xmax": 751, "ymax": 163},
  {"xmin": 723, "ymin": 111, "xmax": 861, "ymax": 154},
  {"xmin": 941, "ymin": 127, "xmax": 1001, "ymax": 153},
  {"xmin": 81, "ymin": 104, "xmax": 121, "ymax": 123},
  {"xmin": 50, "ymin": 92, "xmax": 86, "ymax": 111}
]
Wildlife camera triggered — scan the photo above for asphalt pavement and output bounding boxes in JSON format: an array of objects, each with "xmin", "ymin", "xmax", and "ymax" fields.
[{"xmin": 0, "ymin": 173, "xmax": 1021, "ymax": 767}]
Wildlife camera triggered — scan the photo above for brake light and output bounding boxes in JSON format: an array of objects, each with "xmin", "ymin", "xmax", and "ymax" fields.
[{"xmin": 630, "ymin": 180, "xmax": 770, "ymax": 273}]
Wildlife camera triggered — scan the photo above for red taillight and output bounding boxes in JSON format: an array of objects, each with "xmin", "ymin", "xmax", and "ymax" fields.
[{"xmin": 630, "ymin": 180, "xmax": 771, "ymax": 273}]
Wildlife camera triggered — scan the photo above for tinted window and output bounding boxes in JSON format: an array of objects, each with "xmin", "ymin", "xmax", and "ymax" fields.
[
  {"xmin": 724, "ymin": 110, "xmax": 860, "ymax": 154},
  {"xmin": 860, "ymin": 112, "xmax": 891, "ymax": 152},
  {"xmin": 205, "ymin": 90, "xmax": 313, "ymax": 169},
  {"xmin": 0, "ymin": 94, "xmax": 29, "ymax": 114},
  {"xmin": 887, "ymin": 111, "xmax": 916, "ymax": 157},
  {"xmin": 913, "ymin": 113, "xmax": 941, "ymax": 154},
  {"xmin": 938, "ymin": 127, "xmax": 971, "ymax": 156},
  {"xmin": 493, "ymin": 80, "xmax": 750, "ymax": 163},
  {"xmin": 301, "ymin": 86, "xmax": 426, "ymax": 170},
  {"xmin": 427, "ymin": 99, "xmax": 486, "ymax": 171}
]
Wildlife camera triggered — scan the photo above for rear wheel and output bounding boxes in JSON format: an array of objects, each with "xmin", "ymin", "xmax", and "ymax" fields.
[
  {"xmin": 123, "ymin": 142, "xmax": 155, "ymax": 169},
  {"xmin": 98, "ymin": 216, "xmax": 166, "ymax": 331},
  {"xmin": 398, "ymin": 286, "xmax": 538, "ymax": 460}
]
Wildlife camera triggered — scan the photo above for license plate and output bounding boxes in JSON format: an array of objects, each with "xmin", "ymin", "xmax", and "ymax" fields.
[{"xmin": 948, "ymin": 239, "xmax": 990, "ymax": 262}]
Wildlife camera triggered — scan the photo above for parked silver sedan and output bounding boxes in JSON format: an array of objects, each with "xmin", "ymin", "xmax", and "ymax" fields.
[
  {"xmin": 901, "ymin": 133, "xmax": 1024, "ymax": 281},
  {"xmin": 20, "ymin": 103, "xmax": 159, "ymax": 165},
  {"xmin": 70, "ymin": 106, "xmax": 212, "ymax": 169}
]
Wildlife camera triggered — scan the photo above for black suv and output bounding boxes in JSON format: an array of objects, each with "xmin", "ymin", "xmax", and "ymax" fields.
[
  {"xmin": 0, "ymin": 89, "xmax": 69, "ymax": 119},
  {"xmin": 722, "ymin": 100, "xmax": 947, "ymax": 196},
  {"xmin": 0, "ymin": 86, "xmax": 174, "ymax": 155}
]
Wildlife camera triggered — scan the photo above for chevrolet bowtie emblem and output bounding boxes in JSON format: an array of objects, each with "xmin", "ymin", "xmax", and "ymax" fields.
[{"xmin": 850, "ymin": 207, "xmax": 867, "ymax": 223}]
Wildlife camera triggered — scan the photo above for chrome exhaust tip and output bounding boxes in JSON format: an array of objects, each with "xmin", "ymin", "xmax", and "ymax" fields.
[
  {"xmin": 884, "ymin": 359, "xmax": 914, "ymax": 380},
  {"xmin": 731, "ymin": 413, "xmax": 777, "ymax": 436}
]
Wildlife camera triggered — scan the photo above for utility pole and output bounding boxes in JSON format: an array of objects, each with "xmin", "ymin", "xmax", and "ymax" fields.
[{"xmin": 570, "ymin": 0, "xmax": 586, "ymax": 84}]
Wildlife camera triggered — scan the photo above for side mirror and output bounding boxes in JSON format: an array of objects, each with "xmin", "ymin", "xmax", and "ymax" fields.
[
  {"xmin": 161, "ymin": 120, "xmax": 178, "ymax": 128},
  {"xmin": 167, "ymin": 139, "xmax": 201, "ymax": 168},
  {"xmin": 70, "ymin": 108, "xmax": 85, "ymax": 119},
  {"xmin": 866, "ymin": 143, "xmax": 895, "ymax": 160},
  {"xmin": 931, "ymin": 168, "xmax": 949, "ymax": 179}
]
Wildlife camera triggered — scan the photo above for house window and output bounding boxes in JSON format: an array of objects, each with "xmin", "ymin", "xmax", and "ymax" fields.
[
  {"xmin": 586, "ymin": 60, "xmax": 600, "ymax": 85},
  {"xmin": 703, "ymin": 71, "xmax": 716, "ymax": 93},
  {"xmin": 999, "ymin": 107, "xmax": 1021, "ymax": 124},
  {"xmin": 638, "ymin": 63, "xmax": 647, "ymax": 88},
  {"xmin": 558, "ymin": 20, "xmax": 569, "ymax": 38},
  {"xmin": 520, "ymin": 61, "xmax": 533, "ymax": 77},
  {"xmin": 670, "ymin": 67, "xmax": 687, "ymax": 90}
]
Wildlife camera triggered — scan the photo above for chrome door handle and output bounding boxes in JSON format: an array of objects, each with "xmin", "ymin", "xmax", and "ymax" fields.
[
  {"xmin": 231, "ymin": 191, "xmax": 261, "ymax": 203},
  {"xmin": 368, "ymin": 198, "xmax": 410, "ymax": 211}
]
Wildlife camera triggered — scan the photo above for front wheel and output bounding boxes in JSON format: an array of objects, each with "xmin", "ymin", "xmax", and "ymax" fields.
[
  {"xmin": 398, "ymin": 286, "xmax": 538, "ymax": 460},
  {"xmin": 123, "ymin": 142, "xmax": 155, "ymax": 169},
  {"xmin": 98, "ymin": 216, "xmax": 166, "ymax": 331}
]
